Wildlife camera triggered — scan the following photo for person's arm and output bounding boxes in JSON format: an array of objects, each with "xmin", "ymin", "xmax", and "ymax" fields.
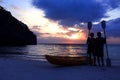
[{"xmin": 87, "ymin": 37, "xmax": 90, "ymax": 44}]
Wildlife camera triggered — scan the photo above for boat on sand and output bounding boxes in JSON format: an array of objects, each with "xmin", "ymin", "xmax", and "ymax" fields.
[{"xmin": 45, "ymin": 54, "xmax": 90, "ymax": 66}]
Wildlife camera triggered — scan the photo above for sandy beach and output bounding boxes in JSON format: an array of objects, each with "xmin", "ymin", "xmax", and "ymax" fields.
[{"xmin": 0, "ymin": 57, "xmax": 120, "ymax": 80}]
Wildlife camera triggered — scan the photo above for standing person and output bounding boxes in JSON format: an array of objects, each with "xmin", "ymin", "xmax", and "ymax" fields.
[
  {"xmin": 95, "ymin": 32, "xmax": 106, "ymax": 66},
  {"xmin": 87, "ymin": 32, "xmax": 96, "ymax": 65}
]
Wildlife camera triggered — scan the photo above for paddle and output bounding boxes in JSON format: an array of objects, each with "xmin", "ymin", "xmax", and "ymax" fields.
[
  {"xmin": 101, "ymin": 20, "xmax": 111, "ymax": 67},
  {"xmin": 88, "ymin": 21, "xmax": 92, "ymax": 35},
  {"xmin": 87, "ymin": 22, "xmax": 92, "ymax": 64}
]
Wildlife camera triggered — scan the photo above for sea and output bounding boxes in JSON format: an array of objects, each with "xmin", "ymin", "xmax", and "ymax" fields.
[{"xmin": 0, "ymin": 44, "xmax": 120, "ymax": 66}]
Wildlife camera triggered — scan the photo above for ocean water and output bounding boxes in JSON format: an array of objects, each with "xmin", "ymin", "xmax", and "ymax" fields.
[{"xmin": 0, "ymin": 44, "xmax": 120, "ymax": 65}]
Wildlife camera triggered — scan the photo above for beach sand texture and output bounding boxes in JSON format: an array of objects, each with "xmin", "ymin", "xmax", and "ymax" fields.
[{"xmin": 0, "ymin": 58, "xmax": 120, "ymax": 80}]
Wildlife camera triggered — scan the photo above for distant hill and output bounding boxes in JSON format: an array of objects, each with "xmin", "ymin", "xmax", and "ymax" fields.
[{"xmin": 0, "ymin": 6, "xmax": 37, "ymax": 45}]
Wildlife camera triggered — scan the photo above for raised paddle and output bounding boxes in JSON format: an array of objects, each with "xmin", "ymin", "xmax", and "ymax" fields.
[
  {"xmin": 87, "ymin": 22, "xmax": 92, "ymax": 64},
  {"xmin": 88, "ymin": 21, "xmax": 92, "ymax": 35},
  {"xmin": 101, "ymin": 20, "xmax": 111, "ymax": 67}
]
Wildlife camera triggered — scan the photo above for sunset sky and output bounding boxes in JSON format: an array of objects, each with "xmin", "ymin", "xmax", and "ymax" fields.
[{"xmin": 0, "ymin": 0, "xmax": 120, "ymax": 44}]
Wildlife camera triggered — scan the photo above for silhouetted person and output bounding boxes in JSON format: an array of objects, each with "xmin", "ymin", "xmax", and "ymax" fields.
[
  {"xmin": 87, "ymin": 32, "xmax": 96, "ymax": 65},
  {"xmin": 95, "ymin": 32, "xmax": 106, "ymax": 66}
]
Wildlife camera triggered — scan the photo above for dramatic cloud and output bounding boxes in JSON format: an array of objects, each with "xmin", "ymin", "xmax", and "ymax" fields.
[
  {"xmin": 107, "ymin": 18, "xmax": 120, "ymax": 37},
  {"xmin": 1, "ymin": 0, "xmax": 120, "ymax": 43},
  {"xmin": 0, "ymin": 0, "xmax": 3, "ymax": 2},
  {"xmin": 32, "ymin": 0, "xmax": 106, "ymax": 26},
  {"xmin": 106, "ymin": 0, "xmax": 120, "ymax": 9}
]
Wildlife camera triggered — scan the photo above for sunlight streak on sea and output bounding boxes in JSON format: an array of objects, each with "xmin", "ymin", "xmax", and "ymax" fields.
[{"xmin": 0, "ymin": 44, "xmax": 120, "ymax": 65}]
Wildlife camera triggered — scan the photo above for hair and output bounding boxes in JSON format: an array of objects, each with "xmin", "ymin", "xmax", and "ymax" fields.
[
  {"xmin": 90, "ymin": 32, "xmax": 94, "ymax": 37},
  {"xmin": 97, "ymin": 32, "xmax": 101, "ymax": 37}
]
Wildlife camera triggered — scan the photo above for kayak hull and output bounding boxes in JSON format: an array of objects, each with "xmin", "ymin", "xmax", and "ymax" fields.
[{"xmin": 45, "ymin": 55, "xmax": 89, "ymax": 66}]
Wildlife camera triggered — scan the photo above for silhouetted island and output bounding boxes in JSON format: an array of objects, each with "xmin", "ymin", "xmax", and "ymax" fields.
[{"xmin": 0, "ymin": 6, "xmax": 37, "ymax": 45}]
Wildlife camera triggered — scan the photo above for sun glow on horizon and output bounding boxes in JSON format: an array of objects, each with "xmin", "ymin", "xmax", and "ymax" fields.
[{"xmin": 66, "ymin": 33, "xmax": 81, "ymax": 40}]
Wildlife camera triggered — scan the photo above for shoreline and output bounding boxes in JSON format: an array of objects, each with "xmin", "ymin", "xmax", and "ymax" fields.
[{"xmin": 0, "ymin": 57, "xmax": 120, "ymax": 80}]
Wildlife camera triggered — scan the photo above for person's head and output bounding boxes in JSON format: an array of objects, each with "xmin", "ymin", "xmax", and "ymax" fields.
[
  {"xmin": 97, "ymin": 32, "xmax": 101, "ymax": 37},
  {"xmin": 90, "ymin": 32, "xmax": 94, "ymax": 38}
]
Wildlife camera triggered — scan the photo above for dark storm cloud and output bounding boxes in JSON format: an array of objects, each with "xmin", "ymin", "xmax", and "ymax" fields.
[
  {"xmin": 106, "ymin": 0, "xmax": 120, "ymax": 9},
  {"xmin": 0, "ymin": 0, "xmax": 3, "ymax": 2},
  {"xmin": 32, "ymin": 0, "xmax": 106, "ymax": 26},
  {"xmin": 107, "ymin": 18, "xmax": 120, "ymax": 37}
]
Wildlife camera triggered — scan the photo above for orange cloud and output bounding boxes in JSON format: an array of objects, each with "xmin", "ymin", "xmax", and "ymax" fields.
[{"xmin": 32, "ymin": 22, "xmax": 87, "ymax": 44}]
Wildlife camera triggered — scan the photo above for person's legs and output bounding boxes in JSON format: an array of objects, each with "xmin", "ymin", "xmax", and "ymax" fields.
[
  {"xmin": 97, "ymin": 56, "xmax": 100, "ymax": 66},
  {"xmin": 93, "ymin": 55, "xmax": 96, "ymax": 65},
  {"xmin": 88, "ymin": 53, "xmax": 92, "ymax": 64},
  {"xmin": 101, "ymin": 57, "xmax": 104, "ymax": 66}
]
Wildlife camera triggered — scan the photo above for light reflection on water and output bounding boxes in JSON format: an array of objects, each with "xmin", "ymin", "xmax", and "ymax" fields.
[
  {"xmin": 0, "ymin": 44, "xmax": 120, "ymax": 63},
  {"xmin": 0, "ymin": 44, "xmax": 87, "ymax": 61},
  {"xmin": 44, "ymin": 44, "xmax": 87, "ymax": 55}
]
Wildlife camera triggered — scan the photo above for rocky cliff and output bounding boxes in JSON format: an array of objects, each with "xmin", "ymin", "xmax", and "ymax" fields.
[{"xmin": 0, "ymin": 6, "xmax": 37, "ymax": 45}]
